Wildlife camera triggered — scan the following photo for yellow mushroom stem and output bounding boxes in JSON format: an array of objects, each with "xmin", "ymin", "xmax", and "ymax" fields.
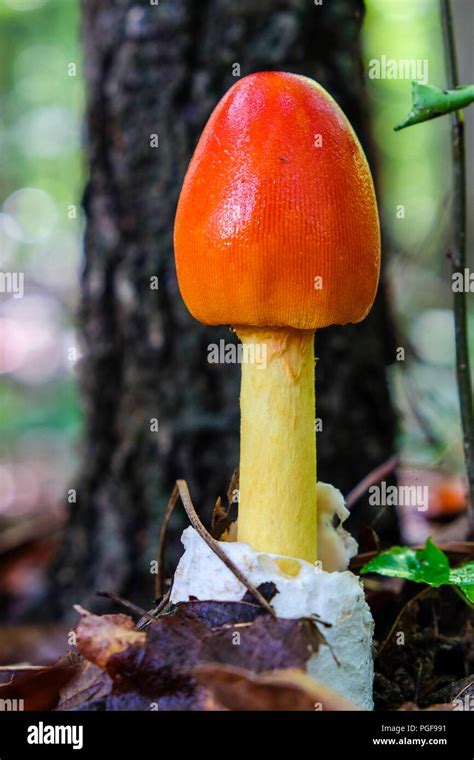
[{"xmin": 235, "ymin": 326, "xmax": 317, "ymax": 564}]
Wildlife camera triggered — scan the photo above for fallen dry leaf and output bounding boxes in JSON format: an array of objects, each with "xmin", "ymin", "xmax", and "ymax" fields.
[
  {"xmin": 0, "ymin": 663, "xmax": 78, "ymax": 710},
  {"xmin": 73, "ymin": 606, "xmax": 146, "ymax": 670},
  {"xmin": 68, "ymin": 600, "xmax": 325, "ymax": 710},
  {"xmin": 201, "ymin": 615, "xmax": 323, "ymax": 673},
  {"xmin": 170, "ymin": 598, "xmax": 268, "ymax": 628},
  {"xmin": 194, "ymin": 664, "xmax": 361, "ymax": 711},
  {"xmin": 57, "ymin": 660, "xmax": 112, "ymax": 710}
]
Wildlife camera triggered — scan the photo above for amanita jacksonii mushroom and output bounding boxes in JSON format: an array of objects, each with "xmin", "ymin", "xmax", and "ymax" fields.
[{"xmin": 174, "ymin": 72, "xmax": 380, "ymax": 565}]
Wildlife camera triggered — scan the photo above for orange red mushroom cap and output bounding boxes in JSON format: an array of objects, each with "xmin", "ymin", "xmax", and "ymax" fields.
[{"xmin": 174, "ymin": 71, "xmax": 380, "ymax": 330}]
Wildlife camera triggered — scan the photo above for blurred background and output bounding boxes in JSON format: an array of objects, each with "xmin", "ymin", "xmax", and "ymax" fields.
[
  {"xmin": 0, "ymin": 0, "xmax": 83, "ymax": 620},
  {"xmin": 0, "ymin": 0, "xmax": 472, "ymax": 634}
]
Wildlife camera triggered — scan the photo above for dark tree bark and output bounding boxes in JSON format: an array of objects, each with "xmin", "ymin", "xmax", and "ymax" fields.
[{"xmin": 49, "ymin": 0, "xmax": 397, "ymax": 617}]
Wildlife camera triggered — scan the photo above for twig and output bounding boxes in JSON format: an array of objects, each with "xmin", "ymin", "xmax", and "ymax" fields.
[
  {"xmin": 136, "ymin": 590, "xmax": 171, "ymax": 632},
  {"xmin": 0, "ymin": 665, "xmax": 47, "ymax": 672},
  {"xmin": 346, "ymin": 455, "xmax": 399, "ymax": 508},
  {"xmin": 176, "ymin": 480, "xmax": 276, "ymax": 617},
  {"xmin": 402, "ymin": 371, "xmax": 443, "ymax": 451},
  {"xmin": 414, "ymin": 661, "xmax": 424, "ymax": 706},
  {"xmin": 97, "ymin": 591, "xmax": 159, "ymax": 625},
  {"xmin": 155, "ymin": 484, "xmax": 180, "ymax": 598},
  {"xmin": 440, "ymin": 0, "xmax": 474, "ymax": 530},
  {"xmin": 211, "ymin": 468, "xmax": 240, "ymax": 538},
  {"xmin": 375, "ymin": 586, "xmax": 431, "ymax": 659},
  {"xmin": 452, "ymin": 678, "xmax": 474, "ymax": 703}
]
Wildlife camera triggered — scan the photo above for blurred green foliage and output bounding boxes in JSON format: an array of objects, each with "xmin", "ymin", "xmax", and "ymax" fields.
[
  {"xmin": 0, "ymin": 0, "xmax": 83, "ymax": 202},
  {"xmin": 0, "ymin": 0, "xmax": 84, "ymax": 505},
  {"xmin": 364, "ymin": 0, "xmax": 473, "ymax": 474}
]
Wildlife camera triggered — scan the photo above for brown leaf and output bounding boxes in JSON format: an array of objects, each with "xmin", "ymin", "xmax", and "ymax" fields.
[
  {"xmin": 109, "ymin": 613, "xmax": 208, "ymax": 697},
  {"xmin": 70, "ymin": 600, "xmax": 325, "ymax": 711},
  {"xmin": 57, "ymin": 660, "xmax": 112, "ymax": 710},
  {"xmin": 194, "ymin": 664, "xmax": 361, "ymax": 711},
  {"xmin": 74, "ymin": 606, "xmax": 146, "ymax": 670},
  {"xmin": 171, "ymin": 599, "xmax": 267, "ymax": 628},
  {"xmin": 211, "ymin": 468, "xmax": 239, "ymax": 540},
  {"xmin": 0, "ymin": 664, "xmax": 78, "ymax": 710},
  {"xmin": 201, "ymin": 615, "xmax": 323, "ymax": 673},
  {"xmin": 210, "ymin": 496, "xmax": 229, "ymax": 539}
]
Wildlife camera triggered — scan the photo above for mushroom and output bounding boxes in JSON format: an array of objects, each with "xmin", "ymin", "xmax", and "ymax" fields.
[{"xmin": 174, "ymin": 72, "xmax": 380, "ymax": 565}]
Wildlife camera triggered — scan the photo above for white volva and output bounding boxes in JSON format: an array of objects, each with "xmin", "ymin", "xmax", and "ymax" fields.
[{"xmin": 171, "ymin": 482, "xmax": 374, "ymax": 709}]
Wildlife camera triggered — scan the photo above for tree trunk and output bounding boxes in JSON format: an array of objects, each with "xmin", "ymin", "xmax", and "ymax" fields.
[{"xmin": 49, "ymin": 0, "xmax": 397, "ymax": 617}]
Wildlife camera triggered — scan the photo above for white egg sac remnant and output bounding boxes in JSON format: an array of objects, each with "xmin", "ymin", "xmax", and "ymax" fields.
[{"xmin": 171, "ymin": 497, "xmax": 374, "ymax": 710}]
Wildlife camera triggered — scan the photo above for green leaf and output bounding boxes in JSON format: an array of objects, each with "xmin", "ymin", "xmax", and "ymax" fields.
[
  {"xmin": 449, "ymin": 562, "xmax": 474, "ymax": 604},
  {"xmin": 419, "ymin": 537, "xmax": 451, "ymax": 585},
  {"xmin": 394, "ymin": 81, "xmax": 474, "ymax": 131},
  {"xmin": 361, "ymin": 538, "xmax": 450, "ymax": 586},
  {"xmin": 361, "ymin": 538, "xmax": 474, "ymax": 605},
  {"xmin": 458, "ymin": 585, "xmax": 474, "ymax": 604}
]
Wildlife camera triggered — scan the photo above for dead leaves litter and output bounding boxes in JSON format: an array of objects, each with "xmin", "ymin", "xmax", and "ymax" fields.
[{"xmin": 64, "ymin": 599, "xmax": 327, "ymax": 711}]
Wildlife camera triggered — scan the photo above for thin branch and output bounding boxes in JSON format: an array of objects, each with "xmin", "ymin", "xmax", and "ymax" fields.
[
  {"xmin": 440, "ymin": 0, "xmax": 474, "ymax": 530},
  {"xmin": 97, "ymin": 591, "xmax": 159, "ymax": 624},
  {"xmin": 176, "ymin": 479, "xmax": 276, "ymax": 617},
  {"xmin": 452, "ymin": 678, "xmax": 474, "ymax": 703},
  {"xmin": 136, "ymin": 590, "xmax": 171, "ymax": 632},
  {"xmin": 346, "ymin": 455, "xmax": 399, "ymax": 508},
  {"xmin": 402, "ymin": 371, "xmax": 443, "ymax": 451},
  {"xmin": 375, "ymin": 586, "xmax": 431, "ymax": 659},
  {"xmin": 155, "ymin": 483, "xmax": 180, "ymax": 598}
]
